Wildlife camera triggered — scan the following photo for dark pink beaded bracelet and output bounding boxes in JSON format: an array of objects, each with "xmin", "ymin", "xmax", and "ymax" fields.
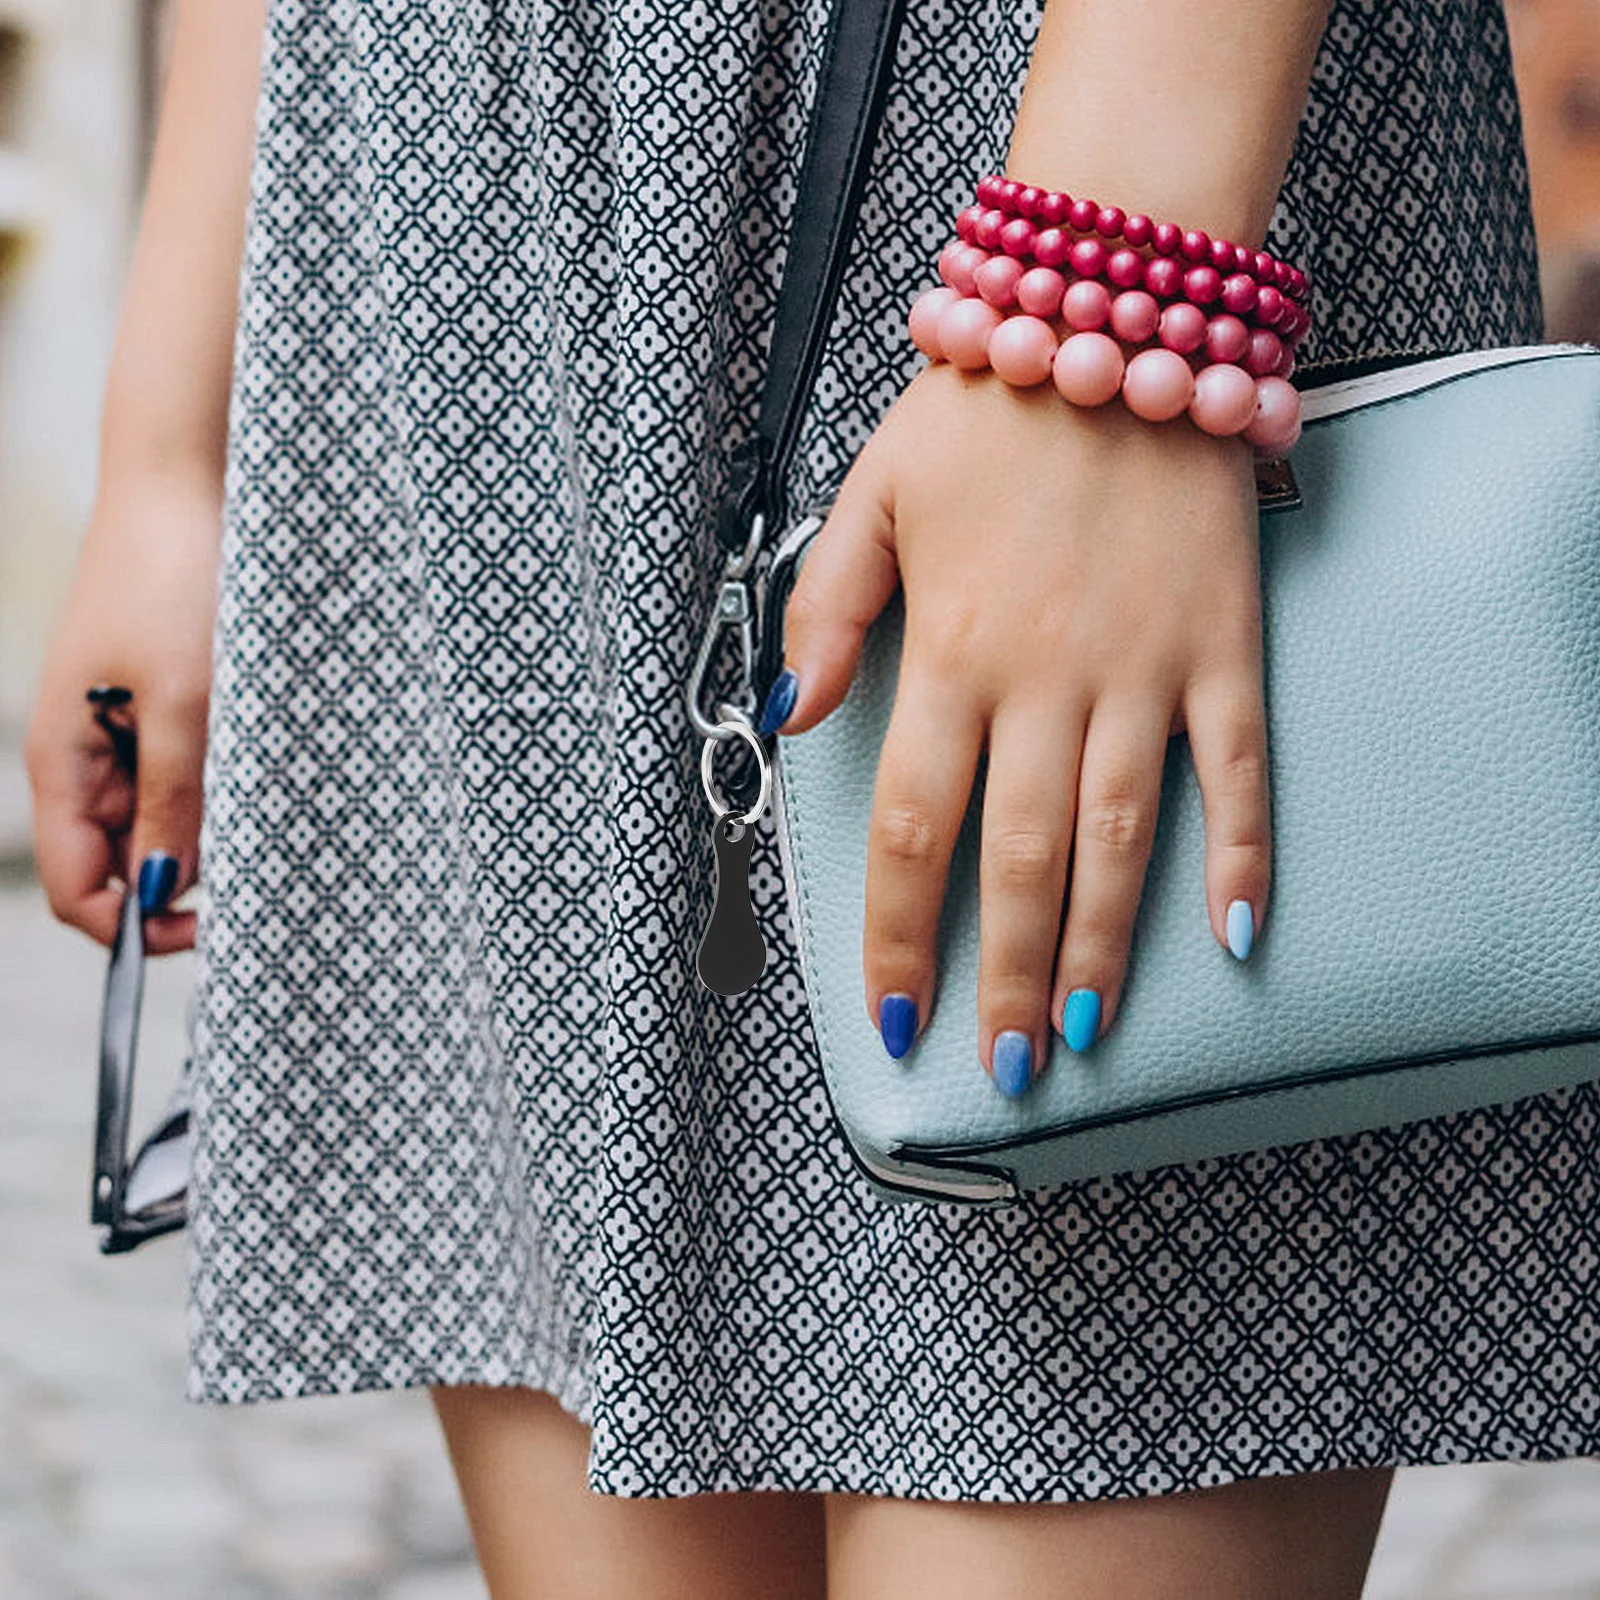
[{"xmin": 968, "ymin": 173, "xmax": 1310, "ymax": 301}]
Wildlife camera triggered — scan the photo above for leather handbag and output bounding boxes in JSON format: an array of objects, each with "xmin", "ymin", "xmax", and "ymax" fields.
[
  {"xmin": 693, "ymin": 0, "xmax": 1600, "ymax": 1202},
  {"xmin": 763, "ymin": 341, "xmax": 1600, "ymax": 1202}
]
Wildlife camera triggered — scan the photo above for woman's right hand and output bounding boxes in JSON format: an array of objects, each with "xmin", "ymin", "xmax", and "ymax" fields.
[{"xmin": 25, "ymin": 477, "xmax": 222, "ymax": 954}]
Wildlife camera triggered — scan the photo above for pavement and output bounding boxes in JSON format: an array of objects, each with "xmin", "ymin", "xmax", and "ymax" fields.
[{"xmin": 2, "ymin": 735, "xmax": 1598, "ymax": 1597}]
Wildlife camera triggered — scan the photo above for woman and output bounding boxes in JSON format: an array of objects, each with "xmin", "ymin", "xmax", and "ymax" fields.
[{"xmin": 28, "ymin": 0, "xmax": 1595, "ymax": 1595}]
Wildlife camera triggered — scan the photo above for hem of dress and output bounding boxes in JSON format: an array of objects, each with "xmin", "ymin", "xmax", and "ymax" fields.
[
  {"xmin": 184, "ymin": 1348, "xmax": 595, "ymax": 1431},
  {"xmin": 181, "ymin": 1354, "xmax": 1600, "ymax": 1503},
  {"xmin": 584, "ymin": 1437, "xmax": 1600, "ymax": 1503}
]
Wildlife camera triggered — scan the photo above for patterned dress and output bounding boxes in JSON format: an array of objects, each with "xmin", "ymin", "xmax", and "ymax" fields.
[{"xmin": 186, "ymin": 0, "xmax": 1600, "ymax": 1500}]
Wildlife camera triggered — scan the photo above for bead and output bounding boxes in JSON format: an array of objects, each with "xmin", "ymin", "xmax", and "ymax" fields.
[
  {"xmin": 1105, "ymin": 248, "xmax": 1145, "ymax": 289},
  {"xmin": 1245, "ymin": 328, "xmax": 1285, "ymax": 377},
  {"xmin": 1016, "ymin": 185, "xmax": 1046, "ymax": 218},
  {"xmin": 940, "ymin": 297, "xmax": 1005, "ymax": 369},
  {"xmin": 1179, "ymin": 229, "xmax": 1211, "ymax": 264},
  {"xmin": 1275, "ymin": 341, "xmax": 1297, "ymax": 379},
  {"xmin": 989, "ymin": 314, "xmax": 1060, "ymax": 386},
  {"xmin": 955, "ymin": 205, "xmax": 983, "ymax": 244},
  {"xmin": 1016, "ymin": 265, "xmax": 1068, "ymax": 318},
  {"xmin": 975, "ymin": 253, "xmax": 1026, "ymax": 308},
  {"xmin": 1252, "ymin": 249, "xmax": 1276, "ymax": 282},
  {"xmin": 1220, "ymin": 272, "xmax": 1259, "ymax": 316},
  {"xmin": 938, "ymin": 240, "xmax": 971, "ymax": 293},
  {"xmin": 999, "ymin": 217, "xmax": 1037, "ymax": 259},
  {"xmin": 975, "ymin": 174, "xmax": 1005, "ymax": 207},
  {"xmin": 1209, "ymin": 237, "xmax": 1237, "ymax": 272},
  {"xmin": 1036, "ymin": 191, "xmax": 1072, "ymax": 228},
  {"xmin": 1157, "ymin": 301, "xmax": 1208, "ymax": 354},
  {"xmin": 1233, "ymin": 243, "xmax": 1253, "ymax": 273},
  {"xmin": 1109, "ymin": 289, "xmax": 1160, "ymax": 343},
  {"xmin": 1272, "ymin": 259, "xmax": 1293, "ymax": 290},
  {"xmin": 1189, "ymin": 362, "xmax": 1260, "ymax": 436},
  {"xmin": 1068, "ymin": 197, "xmax": 1099, "ymax": 233},
  {"xmin": 1183, "ymin": 265, "xmax": 1223, "ymax": 305},
  {"xmin": 1143, "ymin": 256, "xmax": 1184, "ymax": 299},
  {"xmin": 908, "ymin": 286, "xmax": 960, "ymax": 359},
  {"xmin": 997, "ymin": 178, "xmax": 1024, "ymax": 209},
  {"xmin": 1152, "ymin": 221, "xmax": 1183, "ymax": 256},
  {"xmin": 1095, "ymin": 205, "xmax": 1127, "ymax": 240},
  {"xmin": 1123, "ymin": 213, "xmax": 1154, "ymax": 249},
  {"xmin": 1245, "ymin": 376, "xmax": 1302, "ymax": 452},
  {"xmin": 1033, "ymin": 227, "xmax": 1072, "ymax": 268},
  {"xmin": 1053, "ymin": 332, "xmax": 1125, "ymax": 407},
  {"xmin": 1254, "ymin": 284, "xmax": 1284, "ymax": 326},
  {"xmin": 1062, "ymin": 277, "xmax": 1113, "ymax": 332},
  {"xmin": 1068, "ymin": 237, "xmax": 1108, "ymax": 279},
  {"xmin": 973, "ymin": 208, "xmax": 1005, "ymax": 249},
  {"xmin": 1287, "ymin": 266, "xmax": 1307, "ymax": 299},
  {"xmin": 938, "ymin": 241, "xmax": 984, "ymax": 297},
  {"xmin": 1204, "ymin": 313, "xmax": 1251, "ymax": 365},
  {"xmin": 1282, "ymin": 302, "xmax": 1310, "ymax": 343},
  {"xmin": 1123, "ymin": 348, "xmax": 1196, "ymax": 422}
]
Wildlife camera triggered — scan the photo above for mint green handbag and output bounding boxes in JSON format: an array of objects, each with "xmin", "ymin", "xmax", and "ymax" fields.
[{"xmin": 763, "ymin": 342, "xmax": 1600, "ymax": 1202}]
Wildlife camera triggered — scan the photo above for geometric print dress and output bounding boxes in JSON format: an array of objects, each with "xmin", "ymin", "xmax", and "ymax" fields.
[{"xmin": 184, "ymin": 0, "xmax": 1600, "ymax": 1500}]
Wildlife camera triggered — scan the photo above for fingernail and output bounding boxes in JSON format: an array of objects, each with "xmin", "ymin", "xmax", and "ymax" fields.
[
  {"xmin": 879, "ymin": 992, "xmax": 918, "ymax": 1059},
  {"xmin": 992, "ymin": 1029, "xmax": 1033, "ymax": 1097},
  {"xmin": 757, "ymin": 668, "xmax": 799, "ymax": 736},
  {"xmin": 1062, "ymin": 988, "xmax": 1101, "ymax": 1053},
  {"xmin": 1226, "ymin": 898, "xmax": 1255, "ymax": 961},
  {"xmin": 137, "ymin": 852, "xmax": 179, "ymax": 915}
]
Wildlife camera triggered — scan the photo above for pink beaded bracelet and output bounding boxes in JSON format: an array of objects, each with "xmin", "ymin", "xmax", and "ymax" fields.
[
  {"xmin": 907, "ymin": 284, "xmax": 1303, "ymax": 455},
  {"xmin": 935, "ymin": 251, "xmax": 1299, "ymax": 378},
  {"xmin": 939, "ymin": 236, "xmax": 1311, "ymax": 350}
]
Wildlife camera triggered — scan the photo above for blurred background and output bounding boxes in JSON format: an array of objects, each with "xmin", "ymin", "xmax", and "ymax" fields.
[{"xmin": 1, "ymin": 2, "xmax": 1598, "ymax": 1597}]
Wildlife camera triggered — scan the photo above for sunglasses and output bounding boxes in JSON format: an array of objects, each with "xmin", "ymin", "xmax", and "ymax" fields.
[{"xmin": 86, "ymin": 684, "xmax": 193, "ymax": 1256}]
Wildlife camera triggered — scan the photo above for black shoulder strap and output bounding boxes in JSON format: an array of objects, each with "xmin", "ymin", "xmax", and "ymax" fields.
[{"xmin": 716, "ymin": 0, "xmax": 909, "ymax": 556}]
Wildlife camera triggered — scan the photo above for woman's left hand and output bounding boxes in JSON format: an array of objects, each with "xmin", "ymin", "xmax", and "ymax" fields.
[{"xmin": 766, "ymin": 357, "xmax": 1271, "ymax": 1094}]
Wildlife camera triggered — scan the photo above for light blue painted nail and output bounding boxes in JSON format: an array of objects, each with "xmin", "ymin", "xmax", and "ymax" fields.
[
  {"xmin": 992, "ymin": 1030, "xmax": 1032, "ymax": 1097},
  {"xmin": 1226, "ymin": 898, "xmax": 1255, "ymax": 961},
  {"xmin": 1062, "ymin": 988, "xmax": 1101, "ymax": 1053}
]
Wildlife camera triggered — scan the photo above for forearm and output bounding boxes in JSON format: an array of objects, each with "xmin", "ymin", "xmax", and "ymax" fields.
[
  {"xmin": 1006, "ymin": 0, "xmax": 1335, "ymax": 250},
  {"xmin": 97, "ymin": 0, "xmax": 268, "ymax": 504}
]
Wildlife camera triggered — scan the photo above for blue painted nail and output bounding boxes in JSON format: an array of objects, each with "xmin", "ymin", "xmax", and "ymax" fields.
[
  {"xmin": 1062, "ymin": 988, "xmax": 1101, "ymax": 1053},
  {"xmin": 879, "ymin": 992, "xmax": 918, "ymax": 1059},
  {"xmin": 993, "ymin": 1030, "xmax": 1033, "ymax": 1097},
  {"xmin": 1226, "ymin": 898, "xmax": 1255, "ymax": 961},
  {"xmin": 757, "ymin": 668, "xmax": 799, "ymax": 736},
  {"xmin": 137, "ymin": 852, "xmax": 179, "ymax": 916}
]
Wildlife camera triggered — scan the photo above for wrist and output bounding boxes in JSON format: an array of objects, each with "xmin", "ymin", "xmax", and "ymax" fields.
[
  {"xmin": 1004, "ymin": 0, "xmax": 1334, "ymax": 248},
  {"xmin": 97, "ymin": 430, "xmax": 227, "ymax": 514},
  {"xmin": 90, "ymin": 455, "xmax": 225, "ymax": 544},
  {"xmin": 1002, "ymin": 108, "xmax": 1287, "ymax": 251}
]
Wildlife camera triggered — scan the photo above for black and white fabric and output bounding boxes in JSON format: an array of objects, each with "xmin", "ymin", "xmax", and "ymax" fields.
[{"xmin": 187, "ymin": 0, "xmax": 1600, "ymax": 1501}]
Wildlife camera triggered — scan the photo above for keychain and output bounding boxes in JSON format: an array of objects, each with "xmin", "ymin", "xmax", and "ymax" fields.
[
  {"xmin": 696, "ymin": 718, "xmax": 771, "ymax": 995},
  {"xmin": 687, "ymin": 498, "xmax": 776, "ymax": 996}
]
